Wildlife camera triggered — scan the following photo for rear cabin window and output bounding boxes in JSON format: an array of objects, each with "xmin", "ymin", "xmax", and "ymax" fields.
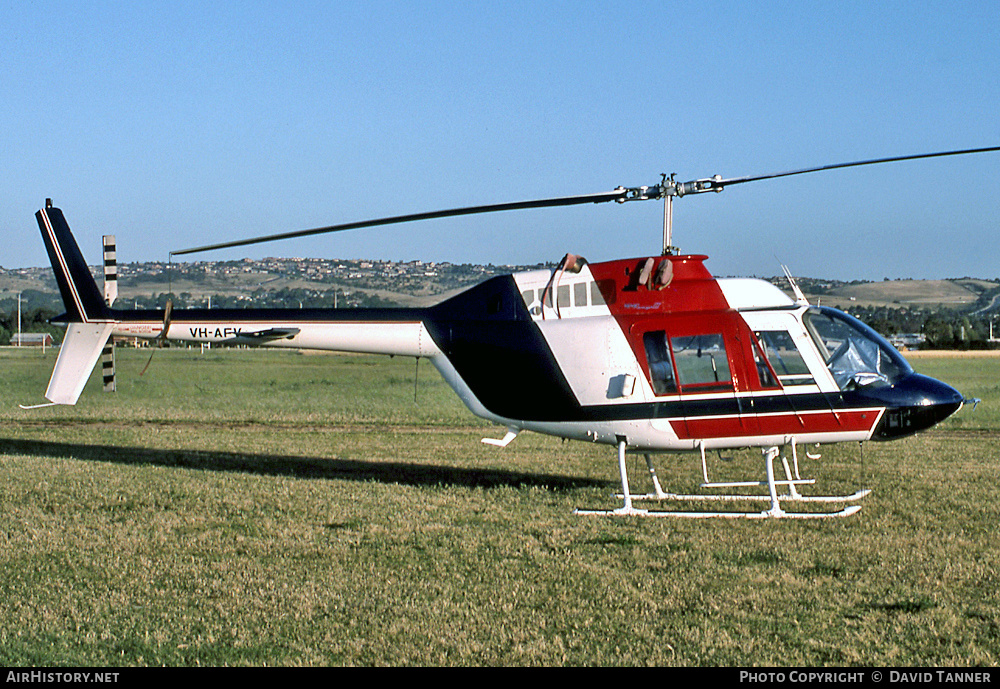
[
  {"xmin": 592, "ymin": 279, "xmax": 613, "ymax": 305},
  {"xmin": 521, "ymin": 289, "xmax": 541, "ymax": 316},
  {"xmin": 557, "ymin": 285, "xmax": 571, "ymax": 308}
]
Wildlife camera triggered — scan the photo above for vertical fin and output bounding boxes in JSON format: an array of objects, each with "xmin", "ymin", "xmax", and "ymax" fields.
[
  {"xmin": 32, "ymin": 202, "xmax": 117, "ymax": 405},
  {"xmin": 36, "ymin": 201, "xmax": 112, "ymax": 323}
]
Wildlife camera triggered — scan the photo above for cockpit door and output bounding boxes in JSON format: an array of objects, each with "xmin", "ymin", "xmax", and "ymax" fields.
[{"xmin": 635, "ymin": 311, "xmax": 760, "ymax": 441}]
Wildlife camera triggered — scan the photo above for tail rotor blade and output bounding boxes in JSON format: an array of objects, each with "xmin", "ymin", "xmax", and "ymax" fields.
[{"xmin": 140, "ymin": 299, "xmax": 173, "ymax": 377}]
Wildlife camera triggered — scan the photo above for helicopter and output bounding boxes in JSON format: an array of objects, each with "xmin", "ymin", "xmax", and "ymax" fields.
[{"xmin": 28, "ymin": 147, "xmax": 999, "ymax": 518}]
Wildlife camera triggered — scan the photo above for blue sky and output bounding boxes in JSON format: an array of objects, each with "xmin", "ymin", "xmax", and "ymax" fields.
[{"xmin": 3, "ymin": 1, "xmax": 998, "ymax": 280}]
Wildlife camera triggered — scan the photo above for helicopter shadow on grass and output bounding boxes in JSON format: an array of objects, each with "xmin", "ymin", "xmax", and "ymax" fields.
[{"xmin": 0, "ymin": 437, "xmax": 608, "ymax": 491}]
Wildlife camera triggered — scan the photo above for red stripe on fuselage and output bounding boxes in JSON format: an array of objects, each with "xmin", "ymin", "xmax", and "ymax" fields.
[{"xmin": 669, "ymin": 409, "xmax": 882, "ymax": 440}]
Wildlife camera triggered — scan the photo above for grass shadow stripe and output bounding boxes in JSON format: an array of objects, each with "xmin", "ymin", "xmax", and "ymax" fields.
[{"xmin": 0, "ymin": 437, "xmax": 607, "ymax": 491}]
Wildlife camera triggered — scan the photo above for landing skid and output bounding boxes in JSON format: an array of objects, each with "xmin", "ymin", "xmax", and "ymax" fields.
[
  {"xmin": 574, "ymin": 505, "xmax": 863, "ymax": 519},
  {"xmin": 575, "ymin": 439, "xmax": 869, "ymax": 519}
]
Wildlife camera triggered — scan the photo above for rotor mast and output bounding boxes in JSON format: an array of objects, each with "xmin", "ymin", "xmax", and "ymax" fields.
[
  {"xmin": 663, "ymin": 192, "xmax": 672, "ymax": 256},
  {"xmin": 614, "ymin": 172, "xmax": 725, "ymax": 255}
]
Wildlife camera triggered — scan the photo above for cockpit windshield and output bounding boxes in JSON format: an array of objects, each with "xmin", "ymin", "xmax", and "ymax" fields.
[{"xmin": 803, "ymin": 307, "xmax": 912, "ymax": 391}]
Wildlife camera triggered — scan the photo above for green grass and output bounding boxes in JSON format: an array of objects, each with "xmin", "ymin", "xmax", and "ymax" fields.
[{"xmin": 1, "ymin": 347, "xmax": 999, "ymax": 666}]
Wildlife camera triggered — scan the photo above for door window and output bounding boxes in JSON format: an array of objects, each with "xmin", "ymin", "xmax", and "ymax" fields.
[
  {"xmin": 757, "ymin": 330, "xmax": 815, "ymax": 387},
  {"xmin": 670, "ymin": 334, "xmax": 732, "ymax": 391}
]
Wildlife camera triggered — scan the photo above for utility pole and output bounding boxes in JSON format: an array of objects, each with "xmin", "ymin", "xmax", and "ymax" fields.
[{"xmin": 17, "ymin": 291, "xmax": 22, "ymax": 347}]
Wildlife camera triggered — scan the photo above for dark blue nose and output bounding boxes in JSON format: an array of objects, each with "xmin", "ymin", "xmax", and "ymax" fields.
[{"xmin": 855, "ymin": 373, "xmax": 965, "ymax": 440}]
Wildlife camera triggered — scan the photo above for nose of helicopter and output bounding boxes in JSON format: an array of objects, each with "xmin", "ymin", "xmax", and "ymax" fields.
[{"xmin": 861, "ymin": 373, "xmax": 965, "ymax": 440}]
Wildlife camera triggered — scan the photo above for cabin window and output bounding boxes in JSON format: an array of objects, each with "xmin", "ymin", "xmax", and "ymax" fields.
[
  {"xmin": 521, "ymin": 289, "xmax": 541, "ymax": 316},
  {"xmin": 751, "ymin": 339, "xmax": 780, "ymax": 388},
  {"xmin": 757, "ymin": 331, "xmax": 815, "ymax": 387},
  {"xmin": 670, "ymin": 334, "xmax": 732, "ymax": 391},
  {"xmin": 574, "ymin": 282, "xmax": 588, "ymax": 307},
  {"xmin": 642, "ymin": 331, "xmax": 677, "ymax": 394},
  {"xmin": 592, "ymin": 279, "xmax": 613, "ymax": 305},
  {"xmin": 557, "ymin": 285, "xmax": 571, "ymax": 308}
]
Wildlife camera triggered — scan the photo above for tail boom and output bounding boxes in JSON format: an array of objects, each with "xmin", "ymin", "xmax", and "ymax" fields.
[
  {"xmin": 33, "ymin": 203, "xmax": 442, "ymax": 405},
  {"xmin": 111, "ymin": 310, "xmax": 439, "ymax": 358}
]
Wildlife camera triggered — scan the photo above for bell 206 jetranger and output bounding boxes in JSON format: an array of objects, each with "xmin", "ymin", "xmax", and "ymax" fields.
[{"xmin": 30, "ymin": 148, "xmax": 996, "ymax": 518}]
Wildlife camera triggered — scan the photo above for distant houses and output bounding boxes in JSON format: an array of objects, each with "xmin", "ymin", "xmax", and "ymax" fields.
[
  {"xmin": 888, "ymin": 333, "xmax": 926, "ymax": 350},
  {"xmin": 8, "ymin": 333, "xmax": 54, "ymax": 347}
]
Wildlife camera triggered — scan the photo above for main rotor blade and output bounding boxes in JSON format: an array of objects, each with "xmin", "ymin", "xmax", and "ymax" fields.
[
  {"xmin": 173, "ymin": 145, "xmax": 1000, "ymax": 255},
  {"xmin": 171, "ymin": 188, "xmax": 628, "ymax": 256},
  {"xmin": 697, "ymin": 146, "xmax": 1000, "ymax": 192}
]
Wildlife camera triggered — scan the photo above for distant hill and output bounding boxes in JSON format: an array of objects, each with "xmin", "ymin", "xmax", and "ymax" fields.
[
  {"xmin": 3, "ymin": 260, "xmax": 999, "ymax": 350},
  {"xmin": 0, "ymin": 257, "xmax": 552, "ymax": 313},
  {"xmin": 764, "ymin": 275, "xmax": 999, "ymax": 311},
  {"xmin": 4, "ymin": 260, "xmax": 999, "ymax": 312}
]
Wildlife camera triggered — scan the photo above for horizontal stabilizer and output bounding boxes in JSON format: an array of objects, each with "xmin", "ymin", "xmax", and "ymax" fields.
[{"xmin": 45, "ymin": 323, "xmax": 114, "ymax": 405}]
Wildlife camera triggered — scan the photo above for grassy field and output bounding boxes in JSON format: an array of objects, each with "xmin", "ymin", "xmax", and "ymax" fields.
[{"xmin": 1, "ymin": 347, "xmax": 999, "ymax": 666}]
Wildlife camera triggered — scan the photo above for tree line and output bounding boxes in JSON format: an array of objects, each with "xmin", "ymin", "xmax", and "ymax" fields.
[
  {"xmin": 3, "ymin": 289, "xmax": 997, "ymax": 349},
  {"xmin": 0, "ymin": 293, "xmax": 61, "ymax": 345}
]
